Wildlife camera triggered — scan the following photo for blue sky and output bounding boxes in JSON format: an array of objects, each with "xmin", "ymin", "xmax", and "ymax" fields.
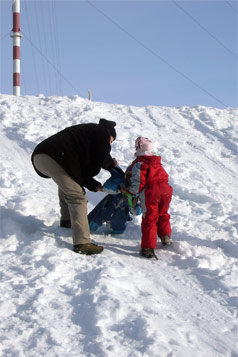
[{"xmin": 0, "ymin": 1, "xmax": 237, "ymax": 108}]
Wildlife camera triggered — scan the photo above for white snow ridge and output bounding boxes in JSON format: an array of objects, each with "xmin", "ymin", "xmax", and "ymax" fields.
[{"xmin": 0, "ymin": 94, "xmax": 237, "ymax": 357}]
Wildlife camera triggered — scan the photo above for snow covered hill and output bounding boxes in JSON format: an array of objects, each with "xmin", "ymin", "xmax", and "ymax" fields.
[{"xmin": 0, "ymin": 94, "xmax": 237, "ymax": 357}]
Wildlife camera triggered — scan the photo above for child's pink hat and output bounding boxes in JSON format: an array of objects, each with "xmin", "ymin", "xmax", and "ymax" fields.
[{"xmin": 135, "ymin": 137, "xmax": 154, "ymax": 156}]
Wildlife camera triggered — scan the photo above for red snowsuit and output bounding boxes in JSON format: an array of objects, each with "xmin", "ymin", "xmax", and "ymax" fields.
[{"xmin": 128, "ymin": 155, "xmax": 172, "ymax": 249}]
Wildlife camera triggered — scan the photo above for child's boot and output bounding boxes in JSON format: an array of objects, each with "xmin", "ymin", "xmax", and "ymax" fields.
[
  {"xmin": 160, "ymin": 235, "xmax": 172, "ymax": 246},
  {"xmin": 140, "ymin": 248, "xmax": 158, "ymax": 260}
]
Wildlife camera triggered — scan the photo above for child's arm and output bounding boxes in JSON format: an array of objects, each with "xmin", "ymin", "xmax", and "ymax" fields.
[{"xmin": 128, "ymin": 162, "xmax": 148, "ymax": 195}]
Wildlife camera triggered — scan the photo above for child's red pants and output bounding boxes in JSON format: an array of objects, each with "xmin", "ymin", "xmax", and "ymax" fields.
[{"xmin": 141, "ymin": 183, "xmax": 173, "ymax": 249}]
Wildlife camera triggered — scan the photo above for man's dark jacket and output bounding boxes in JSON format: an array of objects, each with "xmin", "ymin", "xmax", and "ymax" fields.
[{"xmin": 31, "ymin": 123, "xmax": 115, "ymax": 191}]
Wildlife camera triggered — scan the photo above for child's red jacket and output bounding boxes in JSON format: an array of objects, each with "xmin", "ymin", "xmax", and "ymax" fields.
[{"xmin": 128, "ymin": 155, "xmax": 170, "ymax": 202}]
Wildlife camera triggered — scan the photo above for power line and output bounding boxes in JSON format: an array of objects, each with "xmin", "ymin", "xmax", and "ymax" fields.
[
  {"xmin": 47, "ymin": 1, "xmax": 57, "ymax": 95},
  {"xmin": 21, "ymin": 58, "xmax": 27, "ymax": 95},
  {"xmin": 86, "ymin": 1, "xmax": 229, "ymax": 108},
  {"xmin": 33, "ymin": 1, "xmax": 49, "ymax": 95},
  {"xmin": 49, "ymin": 0, "xmax": 62, "ymax": 95},
  {"xmin": 22, "ymin": 32, "xmax": 84, "ymax": 97},
  {"xmin": 0, "ymin": 32, "xmax": 10, "ymax": 42},
  {"xmin": 24, "ymin": 1, "xmax": 40, "ymax": 94},
  {"xmin": 225, "ymin": 0, "xmax": 238, "ymax": 14},
  {"xmin": 173, "ymin": 1, "xmax": 237, "ymax": 59},
  {"xmin": 39, "ymin": 3, "xmax": 52, "ymax": 94}
]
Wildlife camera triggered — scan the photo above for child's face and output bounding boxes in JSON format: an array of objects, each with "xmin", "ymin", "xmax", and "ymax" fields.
[{"xmin": 135, "ymin": 137, "xmax": 151, "ymax": 149}]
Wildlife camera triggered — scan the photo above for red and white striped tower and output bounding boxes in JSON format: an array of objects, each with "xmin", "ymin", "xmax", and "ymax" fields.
[{"xmin": 11, "ymin": 0, "xmax": 23, "ymax": 96}]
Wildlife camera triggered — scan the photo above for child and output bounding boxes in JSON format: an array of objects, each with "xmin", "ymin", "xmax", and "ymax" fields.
[
  {"xmin": 123, "ymin": 137, "xmax": 173, "ymax": 259},
  {"xmin": 88, "ymin": 166, "xmax": 141, "ymax": 235}
]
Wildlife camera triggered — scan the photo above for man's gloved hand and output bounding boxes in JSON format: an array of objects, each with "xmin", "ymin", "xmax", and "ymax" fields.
[
  {"xmin": 102, "ymin": 181, "xmax": 120, "ymax": 195},
  {"xmin": 102, "ymin": 187, "xmax": 120, "ymax": 195},
  {"xmin": 102, "ymin": 166, "xmax": 124, "ymax": 195},
  {"xmin": 112, "ymin": 158, "xmax": 119, "ymax": 167}
]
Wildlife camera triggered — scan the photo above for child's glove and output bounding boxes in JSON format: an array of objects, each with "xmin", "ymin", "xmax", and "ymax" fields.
[
  {"xmin": 122, "ymin": 193, "xmax": 142, "ymax": 216},
  {"xmin": 122, "ymin": 193, "xmax": 136, "ymax": 207},
  {"xmin": 129, "ymin": 202, "xmax": 142, "ymax": 216}
]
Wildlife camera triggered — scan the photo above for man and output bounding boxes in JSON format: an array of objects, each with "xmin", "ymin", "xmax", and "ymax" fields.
[{"xmin": 31, "ymin": 118, "xmax": 118, "ymax": 255}]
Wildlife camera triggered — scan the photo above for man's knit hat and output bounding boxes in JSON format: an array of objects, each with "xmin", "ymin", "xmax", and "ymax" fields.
[
  {"xmin": 99, "ymin": 118, "xmax": 117, "ymax": 139},
  {"xmin": 135, "ymin": 137, "xmax": 154, "ymax": 156}
]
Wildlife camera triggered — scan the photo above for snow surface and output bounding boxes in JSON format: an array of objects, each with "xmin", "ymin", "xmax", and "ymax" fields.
[{"xmin": 0, "ymin": 94, "xmax": 237, "ymax": 357}]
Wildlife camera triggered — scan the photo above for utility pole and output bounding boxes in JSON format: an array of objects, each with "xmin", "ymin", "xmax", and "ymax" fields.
[{"xmin": 11, "ymin": 0, "xmax": 23, "ymax": 96}]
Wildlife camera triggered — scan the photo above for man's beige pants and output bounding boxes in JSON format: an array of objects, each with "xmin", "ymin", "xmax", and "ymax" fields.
[{"xmin": 33, "ymin": 154, "xmax": 91, "ymax": 245}]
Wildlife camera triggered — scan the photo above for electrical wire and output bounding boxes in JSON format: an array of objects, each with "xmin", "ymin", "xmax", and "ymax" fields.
[
  {"xmin": 225, "ymin": 0, "xmax": 238, "ymax": 14},
  {"xmin": 23, "ymin": 1, "xmax": 40, "ymax": 94},
  {"xmin": 39, "ymin": 3, "xmax": 52, "ymax": 94},
  {"xmin": 0, "ymin": 32, "xmax": 10, "ymax": 42},
  {"xmin": 173, "ymin": 1, "xmax": 237, "ymax": 59},
  {"xmin": 86, "ymin": 1, "xmax": 229, "ymax": 108},
  {"xmin": 49, "ymin": 0, "xmax": 62, "ymax": 95},
  {"xmin": 21, "ymin": 57, "xmax": 27, "ymax": 95},
  {"xmin": 47, "ymin": 0, "xmax": 58, "ymax": 95},
  {"xmin": 22, "ymin": 32, "xmax": 84, "ymax": 97},
  {"xmin": 33, "ymin": 1, "xmax": 49, "ymax": 95}
]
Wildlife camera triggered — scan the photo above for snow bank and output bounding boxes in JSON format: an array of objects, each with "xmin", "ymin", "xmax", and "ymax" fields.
[{"xmin": 0, "ymin": 94, "xmax": 237, "ymax": 356}]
